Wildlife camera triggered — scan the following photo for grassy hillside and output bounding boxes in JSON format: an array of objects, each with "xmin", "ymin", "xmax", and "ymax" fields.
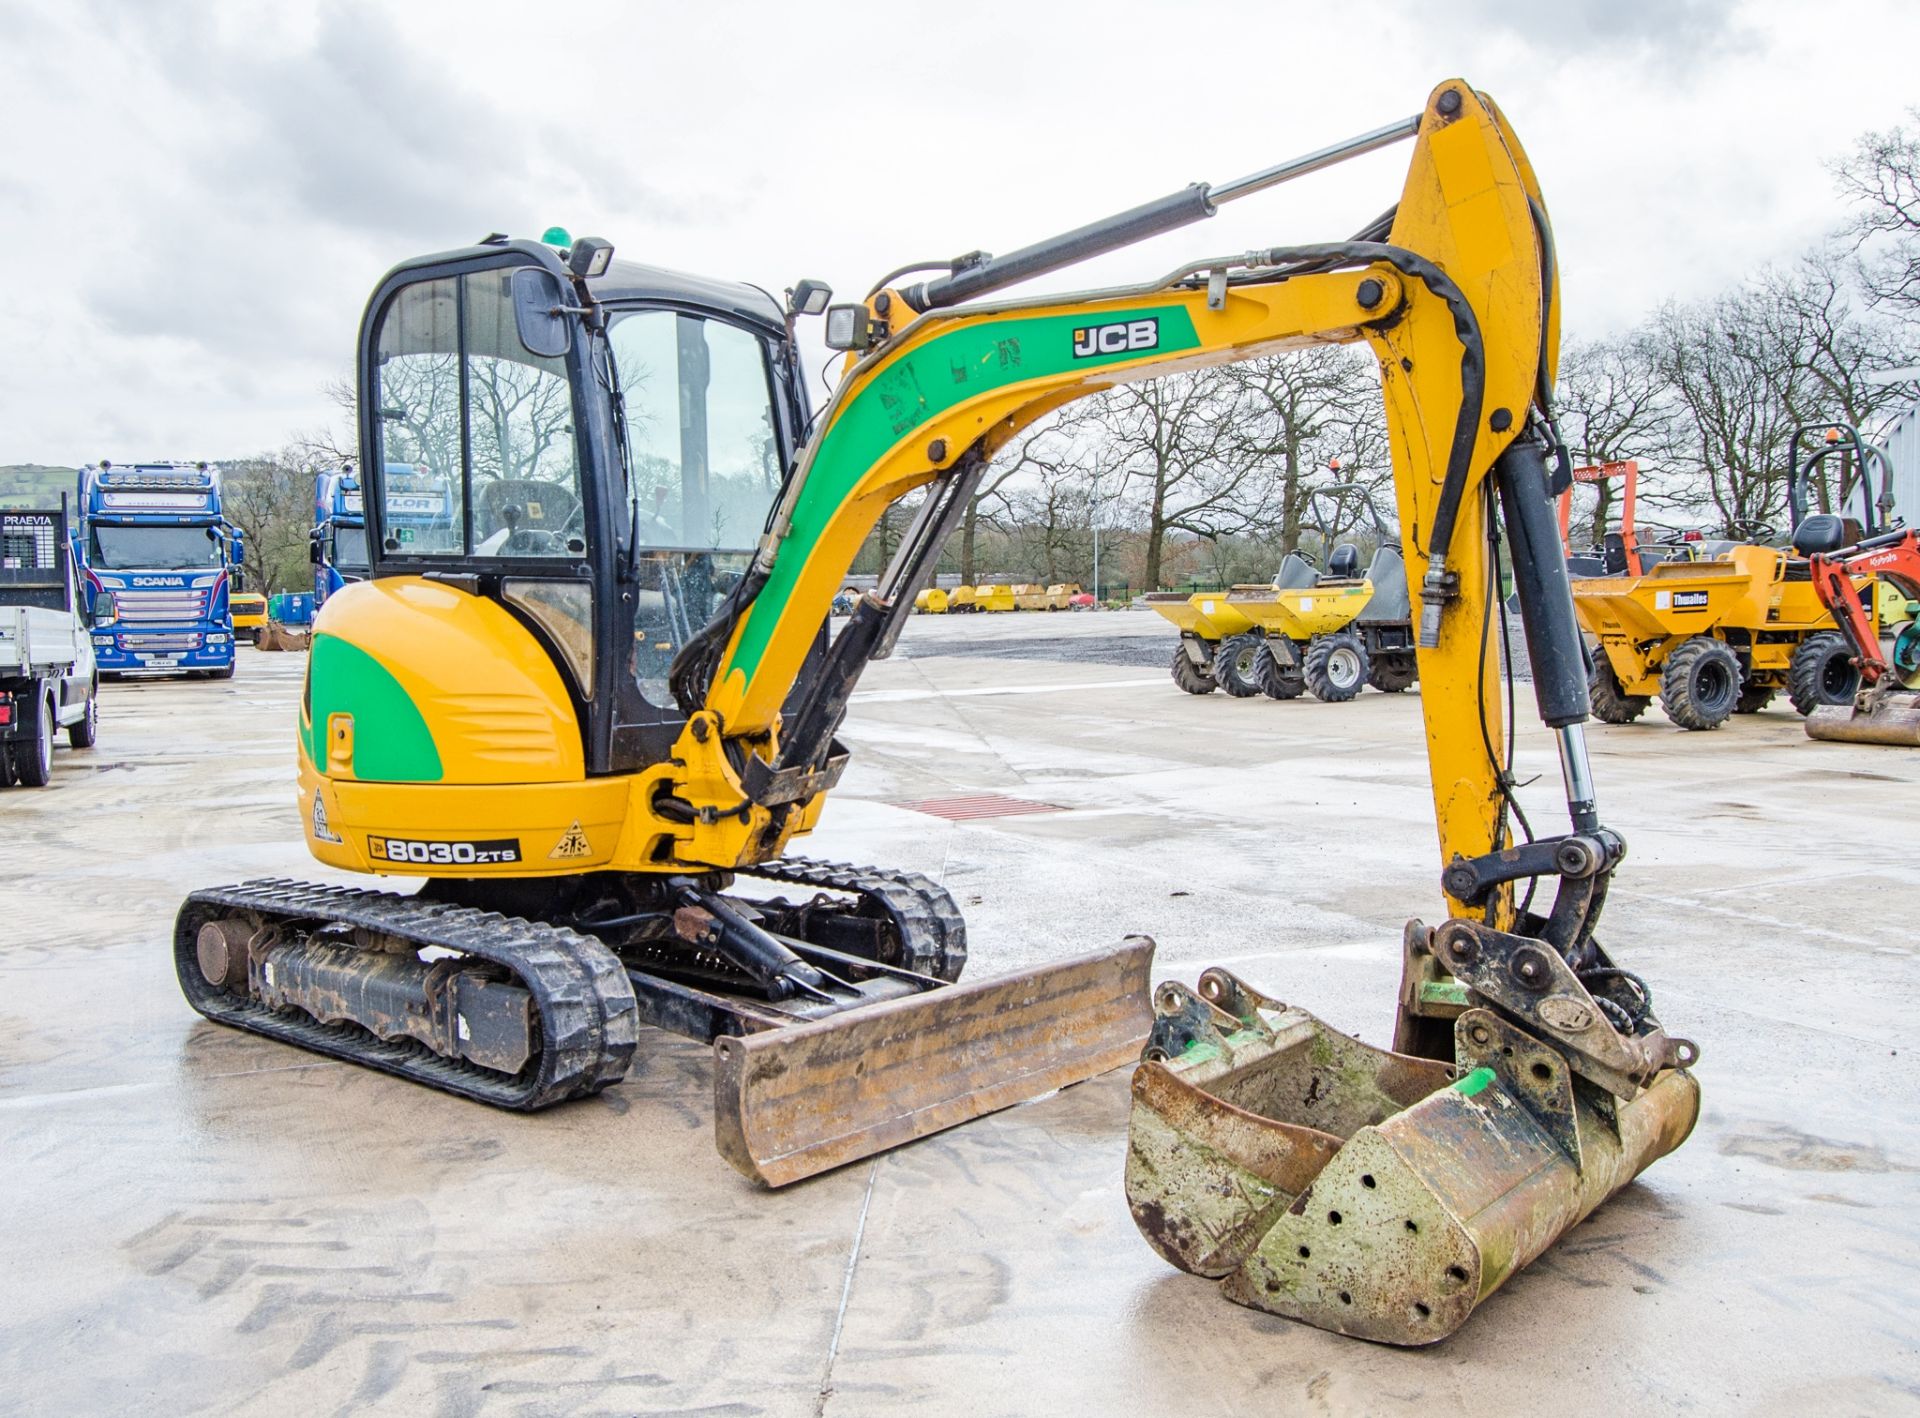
[{"xmin": 0, "ymin": 466, "xmax": 80, "ymax": 510}]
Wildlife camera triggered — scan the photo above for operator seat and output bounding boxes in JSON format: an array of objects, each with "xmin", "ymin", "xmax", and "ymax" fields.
[
  {"xmin": 1603, "ymin": 532, "xmax": 1628, "ymax": 575},
  {"xmin": 1323, "ymin": 544, "xmax": 1362, "ymax": 581},
  {"xmin": 1273, "ymin": 553, "xmax": 1317, "ymax": 589},
  {"xmin": 1356, "ymin": 545, "xmax": 1411, "ymax": 624},
  {"xmin": 1791, "ymin": 513, "xmax": 1849, "ymax": 557}
]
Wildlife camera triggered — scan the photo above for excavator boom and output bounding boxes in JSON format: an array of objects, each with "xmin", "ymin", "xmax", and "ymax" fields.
[{"xmin": 653, "ymin": 78, "xmax": 1696, "ymax": 1339}]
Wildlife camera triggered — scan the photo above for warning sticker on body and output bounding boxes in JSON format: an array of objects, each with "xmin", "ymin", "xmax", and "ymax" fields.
[{"xmin": 549, "ymin": 820, "xmax": 592, "ymax": 860}]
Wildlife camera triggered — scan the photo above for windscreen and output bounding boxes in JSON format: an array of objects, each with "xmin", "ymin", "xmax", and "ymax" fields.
[
  {"xmin": 89, "ymin": 523, "xmax": 224, "ymax": 570},
  {"xmin": 333, "ymin": 524, "xmax": 371, "ymax": 571},
  {"xmin": 609, "ymin": 309, "xmax": 781, "ymax": 553}
]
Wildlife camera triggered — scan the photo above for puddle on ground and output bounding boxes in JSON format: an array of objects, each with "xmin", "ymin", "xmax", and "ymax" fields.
[{"xmin": 1719, "ymin": 1124, "xmax": 1914, "ymax": 1173}]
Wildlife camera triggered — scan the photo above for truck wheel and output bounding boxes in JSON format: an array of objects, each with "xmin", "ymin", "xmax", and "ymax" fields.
[
  {"xmin": 1213, "ymin": 634, "xmax": 1266, "ymax": 697},
  {"xmin": 1659, "ymin": 637, "xmax": 1741, "ymax": 730},
  {"xmin": 68, "ymin": 685, "xmax": 99, "ymax": 749},
  {"xmin": 1368, "ymin": 656, "xmax": 1417, "ymax": 693},
  {"xmin": 1259, "ymin": 643, "xmax": 1307, "ymax": 700},
  {"xmin": 1588, "ymin": 657, "xmax": 1650, "ymax": 724},
  {"xmin": 1170, "ymin": 642, "xmax": 1216, "ymax": 695},
  {"xmin": 1787, "ymin": 632, "xmax": 1859, "ymax": 716},
  {"xmin": 1734, "ymin": 684, "xmax": 1775, "ymax": 714},
  {"xmin": 0, "ymin": 745, "xmax": 15, "ymax": 788},
  {"xmin": 212, "ymin": 660, "xmax": 236, "ymax": 680},
  {"xmin": 17, "ymin": 690, "xmax": 55, "ymax": 787},
  {"xmin": 1304, "ymin": 632, "xmax": 1370, "ymax": 702}
]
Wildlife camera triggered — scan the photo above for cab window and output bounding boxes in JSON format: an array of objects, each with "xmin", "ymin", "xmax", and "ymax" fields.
[
  {"xmin": 608, "ymin": 310, "xmax": 781, "ymax": 552},
  {"xmin": 371, "ymin": 268, "xmax": 584, "ymax": 558}
]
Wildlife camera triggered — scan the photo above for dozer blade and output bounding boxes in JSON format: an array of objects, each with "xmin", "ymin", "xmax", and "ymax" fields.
[
  {"xmin": 714, "ymin": 936, "xmax": 1154, "ymax": 1186},
  {"xmin": 1805, "ymin": 689, "xmax": 1920, "ymax": 746},
  {"xmin": 1127, "ymin": 966, "xmax": 1698, "ymax": 1345}
]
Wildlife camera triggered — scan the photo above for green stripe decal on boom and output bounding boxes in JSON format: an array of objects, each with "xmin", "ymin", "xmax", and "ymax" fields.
[{"xmin": 724, "ymin": 305, "xmax": 1201, "ymax": 684}]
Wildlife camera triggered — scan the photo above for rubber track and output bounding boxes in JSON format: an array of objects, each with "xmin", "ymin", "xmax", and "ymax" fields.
[
  {"xmin": 746, "ymin": 856, "xmax": 969, "ymax": 981},
  {"xmin": 175, "ymin": 879, "xmax": 639, "ymax": 1110}
]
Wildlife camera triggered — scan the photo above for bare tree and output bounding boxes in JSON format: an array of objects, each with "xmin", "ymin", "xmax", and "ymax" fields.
[
  {"xmin": 1006, "ymin": 446, "xmax": 1095, "ymax": 584},
  {"xmin": 953, "ymin": 421, "xmax": 1055, "ymax": 582},
  {"xmin": 222, "ymin": 452, "xmax": 318, "ymax": 596},
  {"xmin": 1069, "ymin": 371, "xmax": 1267, "ymax": 588},
  {"xmin": 1834, "ymin": 108, "xmax": 1920, "ymax": 317},
  {"xmin": 1554, "ymin": 333, "xmax": 1670, "ymax": 544},
  {"xmin": 1639, "ymin": 283, "xmax": 1820, "ymax": 534},
  {"xmin": 1765, "ymin": 251, "xmax": 1909, "ymax": 513},
  {"xmin": 467, "ymin": 355, "xmax": 575, "ymax": 484},
  {"xmin": 1225, "ymin": 348, "xmax": 1384, "ymax": 554}
]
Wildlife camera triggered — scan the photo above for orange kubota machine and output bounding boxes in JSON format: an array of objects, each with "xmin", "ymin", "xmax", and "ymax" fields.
[{"xmin": 1798, "ymin": 425, "xmax": 1920, "ymax": 743}]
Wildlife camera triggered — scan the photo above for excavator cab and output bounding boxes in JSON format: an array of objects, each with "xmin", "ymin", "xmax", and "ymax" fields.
[
  {"xmin": 177, "ymin": 237, "xmax": 1152, "ymax": 1187},
  {"xmin": 357, "ymin": 243, "xmax": 814, "ymax": 771}
]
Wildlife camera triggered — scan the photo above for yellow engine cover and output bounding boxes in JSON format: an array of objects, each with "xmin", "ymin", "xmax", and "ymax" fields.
[{"xmin": 297, "ymin": 578, "xmax": 816, "ymax": 879}]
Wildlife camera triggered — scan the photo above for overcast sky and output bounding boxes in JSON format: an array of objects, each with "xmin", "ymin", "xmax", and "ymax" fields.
[{"xmin": 1, "ymin": 0, "xmax": 1915, "ymax": 466}]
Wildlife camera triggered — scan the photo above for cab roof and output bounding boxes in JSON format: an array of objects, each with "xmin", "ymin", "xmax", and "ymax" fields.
[
  {"xmin": 373, "ymin": 238, "xmax": 785, "ymax": 337},
  {"xmin": 585, "ymin": 256, "xmax": 784, "ymax": 334}
]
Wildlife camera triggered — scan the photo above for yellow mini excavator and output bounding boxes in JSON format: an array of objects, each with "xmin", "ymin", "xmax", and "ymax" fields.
[{"xmin": 176, "ymin": 79, "xmax": 1697, "ymax": 1340}]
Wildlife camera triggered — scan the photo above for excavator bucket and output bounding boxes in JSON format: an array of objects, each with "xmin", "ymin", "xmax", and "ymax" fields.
[
  {"xmin": 1805, "ymin": 685, "xmax": 1920, "ymax": 746},
  {"xmin": 716, "ymin": 937, "xmax": 1155, "ymax": 1186},
  {"xmin": 1126, "ymin": 964, "xmax": 1699, "ymax": 1345}
]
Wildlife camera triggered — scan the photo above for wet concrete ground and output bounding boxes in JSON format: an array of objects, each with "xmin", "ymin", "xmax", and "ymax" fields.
[{"xmin": 3, "ymin": 614, "xmax": 1918, "ymax": 1416}]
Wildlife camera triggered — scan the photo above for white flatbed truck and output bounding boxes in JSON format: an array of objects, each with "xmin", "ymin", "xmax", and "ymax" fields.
[{"xmin": 1, "ymin": 506, "xmax": 102, "ymax": 787}]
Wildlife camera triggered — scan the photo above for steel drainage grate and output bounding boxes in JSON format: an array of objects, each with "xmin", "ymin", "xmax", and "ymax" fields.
[{"xmin": 896, "ymin": 793, "xmax": 1064, "ymax": 821}]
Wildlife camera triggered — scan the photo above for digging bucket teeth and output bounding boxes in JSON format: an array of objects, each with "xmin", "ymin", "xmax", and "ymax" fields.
[
  {"xmin": 716, "ymin": 936, "xmax": 1155, "ymax": 1186},
  {"xmin": 1805, "ymin": 688, "xmax": 1920, "ymax": 746},
  {"xmin": 1126, "ymin": 961, "xmax": 1699, "ymax": 1345}
]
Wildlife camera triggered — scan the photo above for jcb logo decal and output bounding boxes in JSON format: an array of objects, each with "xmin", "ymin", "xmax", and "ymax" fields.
[{"xmin": 1072, "ymin": 318, "xmax": 1159, "ymax": 359}]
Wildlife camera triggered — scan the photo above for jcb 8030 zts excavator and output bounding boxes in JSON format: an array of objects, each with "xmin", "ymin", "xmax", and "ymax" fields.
[{"xmin": 177, "ymin": 79, "xmax": 1697, "ymax": 1339}]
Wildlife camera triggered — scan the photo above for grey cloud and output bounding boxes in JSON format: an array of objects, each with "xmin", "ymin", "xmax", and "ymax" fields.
[
  {"xmin": 1444, "ymin": 0, "xmax": 1759, "ymax": 59},
  {"xmin": 69, "ymin": 0, "xmax": 690, "ymax": 369}
]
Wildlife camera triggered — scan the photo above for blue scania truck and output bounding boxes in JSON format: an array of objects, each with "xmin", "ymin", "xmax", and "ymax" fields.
[
  {"xmin": 75, "ymin": 461, "xmax": 244, "ymax": 678},
  {"xmin": 311, "ymin": 466, "xmax": 368, "ymax": 605},
  {"xmin": 312, "ymin": 464, "xmax": 453, "ymax": 604}
]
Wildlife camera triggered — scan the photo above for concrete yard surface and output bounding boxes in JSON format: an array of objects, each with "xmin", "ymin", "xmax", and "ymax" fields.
[{"xmin": 3, "ymin": 614, "xmax": 1918, "ymax": 1417}]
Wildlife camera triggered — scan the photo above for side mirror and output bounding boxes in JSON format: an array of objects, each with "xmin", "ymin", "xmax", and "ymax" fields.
[
  {"xmin": 511, "ymin": 267, "xmax": 573, "ymax": 358},
  {"xmin": 309, "ymin": 534, "xmax": 324, "ymax": 565},
  {"xmin": 91, "ymin": 592, "xmax": 118, "ymax": 627},
  {"xmin": 233, "ymin": 537, "xmax": 246, "ymax": 567}
]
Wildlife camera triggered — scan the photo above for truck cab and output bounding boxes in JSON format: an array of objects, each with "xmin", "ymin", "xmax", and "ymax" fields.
[
  {"xmin": 76, "ymin": 461, "xmax": 243, "ymax": 678},
  {"xmin": 312, "ymin": 467, "xmax": 369, "ymax": 605},
  {"xmin": 1, "ymin": 505, "xmax": 102, "ymax": 786}
]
